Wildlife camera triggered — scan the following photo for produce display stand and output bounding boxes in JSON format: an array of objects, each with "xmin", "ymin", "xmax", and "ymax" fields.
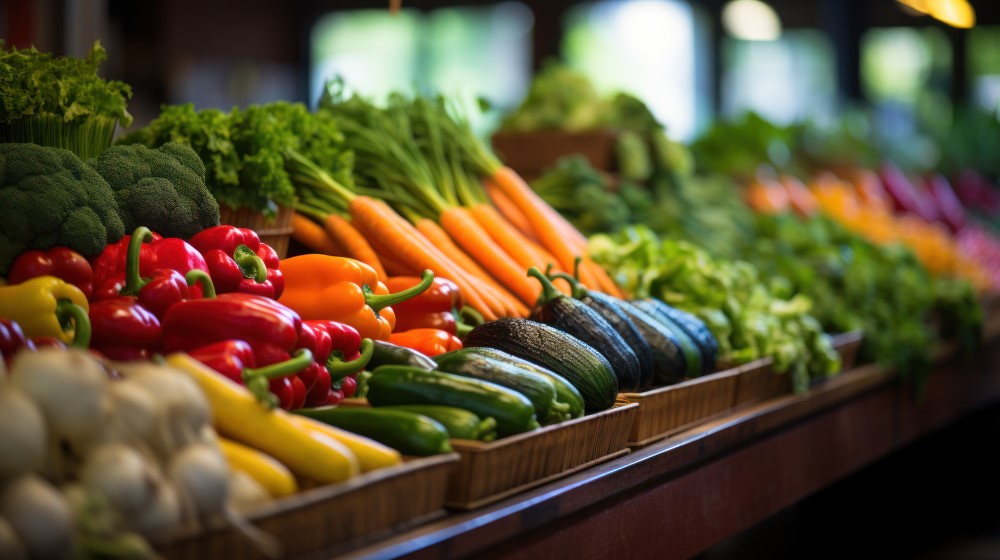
[
  {"xmin": 336, "ymin": 324, "xmax": 1000, "ymax": 560},
  {"xmin": 154, "ymin": 454, "xmax": 458, "ymax": 560}
]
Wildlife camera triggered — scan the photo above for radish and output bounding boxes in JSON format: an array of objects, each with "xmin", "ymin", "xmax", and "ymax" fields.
[
  {"xmin": 0, "ymin": 474, "xmax": 75, "ymax": 559},
  {"xmin": 9, "ymin": 348, "xmax": 110, "ymax": 460},
  {"xmin": 0, "ymin": 386, "xmax": 47, "ymax": 480},
  {"xmin": 0, "ymin": 516, "xmax": 26, "ymax": 560},
  {"xmin": 80, "ymin": 444, "xmax": 163, "ymax": 516}
]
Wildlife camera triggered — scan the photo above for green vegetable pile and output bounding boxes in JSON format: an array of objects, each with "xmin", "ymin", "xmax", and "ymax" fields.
[
  {"xmin": 118, "ymin": 101, "xmax": 353, "ymax": 218},
  {"xmin": 736, "ymin": 212, "xmax": 981, "ymax": 394},
  {"xmin": 0, "ymin": 41, "xmax": 132, "ymax": 160},
  {"xmin": 589, "ymin": 225, "xmax": 841, "ymax": 393}
]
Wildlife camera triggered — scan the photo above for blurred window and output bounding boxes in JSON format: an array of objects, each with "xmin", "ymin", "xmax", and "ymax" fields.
[
  {"xmin": 721, "ymin": 30, "xmax": 836, "ymax": 125},
  {"xmin": 562, "ymin": 0, "xmax": 707, "ymax": 141},
  {"xmin": 310, "ymin": 3, "xmax": 533, "ymax": 133},
  {"xmin": 969, "ymin": 26, "xmax": 1000, "ymax": 113}
]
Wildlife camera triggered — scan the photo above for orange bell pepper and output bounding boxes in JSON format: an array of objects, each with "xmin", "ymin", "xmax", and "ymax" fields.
[
  {"xmin": 388, "ymin": 328, "xmax": 463, "ymax": 357},
  {"xmin": 278, "ymin": 255, "xmax": 433, "ymax": 340}
]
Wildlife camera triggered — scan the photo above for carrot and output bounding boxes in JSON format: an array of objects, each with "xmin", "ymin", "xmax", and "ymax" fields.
[
  {"xmin": 439, "ymin": 206, "xmax": 541, "ymax": 307},
  {"xmin": 347, "ymin": 196, "xmax": 498, "ymax": 322},
  {"xmin": 365, "ymin": 232, "xmax": 417, "ymax": 277},
  {"xmin": 291, "ymin": 213, "xmax": 343, "ymax": 256},
  {"xmin": 582, "ymin": 258, "xmax": 626, "ymax": 298},
  {"xmin": 469, "ymin": 203, "xmax": 572, "ymax": 296},
  {"xmin": 414, "ymin": 218, "xmax": 524, "ymax": 317},
  {"xmin": 488, "ymin": 165, "xmax": 591, "ymax": 276},
  {"xmin": 484, "ymin": 179, "xmax": 537, "ymax": 242},
  {"xmin": 320, "ymin": 213, "xmax": 386, "ymax": 280}
]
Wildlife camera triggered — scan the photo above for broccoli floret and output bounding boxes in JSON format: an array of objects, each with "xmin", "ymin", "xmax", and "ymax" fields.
[
  {"xmin": 88, "ymin": 141, "xmax": 220, "ymax": 239},
  {"xmin": 0, "ymin": 143, "xmax": 126, "ymax": 274}
]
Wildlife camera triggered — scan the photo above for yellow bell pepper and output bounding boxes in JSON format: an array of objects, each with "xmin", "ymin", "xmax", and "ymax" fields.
[{"xmin": 0, "ymin": 275, "xmax": 90, "ymax": 346}]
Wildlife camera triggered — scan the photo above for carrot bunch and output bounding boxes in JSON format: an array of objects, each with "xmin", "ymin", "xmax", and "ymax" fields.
[{"xmin": 286, "ymin": 86, "xmax": 625, "ymax": 321}]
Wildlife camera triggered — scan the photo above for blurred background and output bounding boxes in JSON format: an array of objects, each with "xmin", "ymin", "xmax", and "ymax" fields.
[{"xmin": 3, "ymin": 0, "xmax": 996, "ymax": 150}]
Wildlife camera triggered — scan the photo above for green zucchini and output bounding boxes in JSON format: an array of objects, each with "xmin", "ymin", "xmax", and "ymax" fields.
[
  {"xmin": 632, "ymin": 299, "xmax": 703, "ymax": 378},
  {"xmin": 462, "ymin": 318, "xmax": 618, "ymax": 413},
  {"xmin": 453, "ymin": 347, "xmax": 585, "ymax": 419},
  {"xmin": 294, "ymin": 406, "xmax": 451, "ymax": 456},
  {"xmin": 551, "ymin": 272, "xmax": 656, "ymax": 388},
  {"xmin": 434, "ymin": 350, "xmax": 573, "ymax": 424},
  {"xmin": 615, "ymin": 300, "xmax": 687, "ymax": 387},
  {"xmin": 648, "ymin": 300, "xmax": 719, "ymax": 372},
  {"xmin": 367, "ymin": 365, "xmax": 540, "ymax": 437},
  {"xmin": 378, "ymin": 405, "xmax": 497, "ymax": 441},
  {"xmin": 367, "ymin": 340, "xmax": 437, "ymax": 371},
  {"xmin": 527, "ymin": 268, "xmax": 642, "ymax": 391}
]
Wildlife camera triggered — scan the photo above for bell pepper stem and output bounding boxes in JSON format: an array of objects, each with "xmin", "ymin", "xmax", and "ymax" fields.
[
  {"xmin": 185, "ymin": 269, "xmax": 217, "ymax": 298},
  {"xmin": 365, "ymin": 269, "xmax": 434, "ymax": 315},
  {"xmin": 527, "ymin": 267, "xmax": 562, "ymax": 305},
  {"xmin": 549, "ymin": 272, "xmax": 587, "ymax": 300},
  {"xmin": 122, "ymin": 226, "xmax": 154, "ymax": 296},
  {"xmin": 234, "ymin": 244, "xmax": 268, "ymax": 283},
  {"xmin": 55, "ymin": 300, "xmax": 91, "ymax": 349},
  {"xmin": 327, "ymin": 338, "xmax": 374, "ymax": 378},
  {"xmin": 242, "ymin": 348, "xmax": 313, "ymax": 408}
]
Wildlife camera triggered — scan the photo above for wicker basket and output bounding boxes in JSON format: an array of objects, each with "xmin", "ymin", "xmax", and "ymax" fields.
[
  {"xmin": 218, "ymin": 204, "xmax": 294, "ymax": 259},
  {"xmin": 445, "ymin": 402, "xmax": 638, "ymax": 510},
  {"xmin": 732, "ymin": 358, "xmax": 785, "ymax": 407},
  {"xmin": 831, "ymin": 329, "xmax": 865, "ymax": 372},
  {"xmin": 621, "ymin": 366, "xmax": 742, "ymax": 448},
  {"xmin": 155, "ymin": 454, "xmax": 458, "ymax": 560}
]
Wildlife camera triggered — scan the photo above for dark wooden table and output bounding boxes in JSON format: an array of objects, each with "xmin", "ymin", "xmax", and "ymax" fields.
[{"xmin": 328, "ymin": 336, "xmax": 1000, "ymax": 560}]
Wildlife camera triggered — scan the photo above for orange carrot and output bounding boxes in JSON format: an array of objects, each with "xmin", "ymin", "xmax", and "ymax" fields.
[
  {"xmin": 439, "ymin": 206, "xmax": 541, "ymax": 307},
  {"xmin": 469, "ymin": 203, "xmax": 571, "ymax": 296},
  {"xmin": 484, "ymin": 179, "xmax": 537, "ymax": 242},
  {"xmin": 291, "ymin": 213, "xmax": 342, "ymax": 256},
  {"xmin": 320, "ymin": 213, "xmax": 386, "ymax": 280},
  {"xmin": 414, "ymin": 217, "xmax": 524, "ymax": 317},
  {"xmin": 347, "ymin": 196, "xmax": 498, "ymax": 321},
  {"xmin": 583, "ymin": 258, "xmax": 626, "ymax": 298}
]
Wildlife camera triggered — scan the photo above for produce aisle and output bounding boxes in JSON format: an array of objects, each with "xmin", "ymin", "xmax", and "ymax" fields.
[{"xmin": 337, "ymin": 312, "xmax": 1000, "ymax": 560}]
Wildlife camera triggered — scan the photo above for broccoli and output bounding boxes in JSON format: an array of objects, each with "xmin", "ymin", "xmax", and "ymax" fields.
[
  {"xmin": 88, "ymin": 141, "xmax": 220, "ymax": 239},
  {"xmin": 0, "ymin": 143, "xmax": 126, "ymax": 275}
]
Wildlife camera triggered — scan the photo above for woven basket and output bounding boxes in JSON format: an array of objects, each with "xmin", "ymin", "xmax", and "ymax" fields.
[
  {"xmin": 155, "ymin": 454, "xmax": 458, "ymax": 560},
  {"xmin": 621, "ymin": 366, "xmax": 742, "ymax": 448},
  {"xmin": 732, "ymin": 358, "xmax": 785, "ymax": 407},
  {"xmin": 831, "ymin": 329, "xmax": 864, "ymax": 372},
  {"xmin": 445, "ymin": 402, "xmax": 638, "ymax": 510},
  {"xmin": 218, "ymin": 204, "xmax": 294, "ymax": 259}
]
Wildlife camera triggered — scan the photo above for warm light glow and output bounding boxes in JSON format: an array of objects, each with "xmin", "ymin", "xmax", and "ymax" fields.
[
  {"xmin": 898, "ymin": 0, "xmax": 975, "ymax": 28},
  {"xmin": 722, "ymin": 0, "xmax": 781, "ymax": 41},
  {"xmin": 929, "ymin": 0, "xmax": 975, "ymax": 29}
]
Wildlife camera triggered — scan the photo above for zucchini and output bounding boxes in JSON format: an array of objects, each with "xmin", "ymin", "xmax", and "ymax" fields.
[
  {"xmin": 650, "ymin": 300, "xmax": 719, "ymax": 372},
  {"xmin": 462, "ymin": 318, "xmax": 618, "ymax": 413},
  {"xmin": 614, "ymin": 299, "xmax": 688, "ymax": 387},
  {"xmin": 551, "ymin": 272, "xmax": 656, "ymax": 388},
  {"xmin": 454, "ymin": 347, "xmax": 585, "ymax": 419},
  {"xmin": 434, "ymin": 350, "xmax": 573, "ymax": 424},
  {"xmin": 366, "ymin": 365, "xmax": 540, "ymax": 436},
  {"xmin": 378, "ymin": 405, "xmax": 497, "ymax": 441},
  {"xmin": 367, "ymin": 340, "xmax": 437, "ymax": 371},
  {"xmin": 294, "ymin": 406, "xmax": 451, "ymax": 457},
  {"xmin": 632, "ymin": 299, "xmax": 703, "ymax": 378},
  {"xmin": 527, "ymin": 268, "xmax": 642, "ymax": 391}
]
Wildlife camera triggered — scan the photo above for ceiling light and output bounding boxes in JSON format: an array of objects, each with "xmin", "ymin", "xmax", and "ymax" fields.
[{"xmin": 722, "ymin": 0, "xmax": 782, "ymax": 41}]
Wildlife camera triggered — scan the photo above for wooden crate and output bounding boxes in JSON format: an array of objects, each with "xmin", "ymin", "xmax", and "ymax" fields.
[
  {"xmin": 156, "ymin": 454, "xmax": 458, "ymax": 560},
  {"xmin": 218, "ymin": 204, "xmax": 294, "ymax": 259},
  {"xmin": 490, "ymin": 130, "xmax": 619, "ymax": 180},
  {"xmin": 732, "ymin": 358, "xmax": 784, "ymax": 407},
  {"xmin": 621, "ymin": 366, "xmax": 741, "ymax": 448},
  {"xmin": 445, "ymin": 403, "xmax": 638, "ymax": 510},
  {"xmin": 831, "ymin": 329, "xmax": 865, "ymax": 372}
]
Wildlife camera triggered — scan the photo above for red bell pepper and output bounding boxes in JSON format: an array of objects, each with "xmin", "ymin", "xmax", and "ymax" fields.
[
  {"xmin": 88, "ymin": 297, "xmax": 162, "ymax": 361},
  {"xmin": 0, "ymin": 318, "xmax": 34, "ymax": 366},
  {"xmin": 385, "ymin": 276, "xmax": 464, "ymax": 335},
  {"xmin": 187, "ymin": 339, "xmax": 313, "ymax": 410},
  {"xmin": 91, "ymin": 227, "xmax": 210, "ymax": 300},
  {"xmin": 301, "ymin": 320, "xmax": 374, "ymax": 405},
  {"xmin": 8, "ymin": 247, "xmax": 94, "ymax": 299},
  {"xmin": 388, "ymin": 328, "xmax": 463, "ymax": 357},
  {"xmin": 188, "ymin": 226, "xmax": 284, "ymax": 299}
]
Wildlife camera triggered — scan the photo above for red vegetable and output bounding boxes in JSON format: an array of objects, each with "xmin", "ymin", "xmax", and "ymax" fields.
[
  {"xmin": 302, "ymin": 320, "xmax": 373, "ymax": 405},
  {"xmin": 91, "ymin": 227, "xmax": 210, "ymax": 299},
  {"xmin": 188, "ymin": 226, "xmax": 285, "ymax": 300},
  {"xmin": 388, "ymin": 328, "xmax": 463, "ymax": 357},
  {"xmin": 187, "ymin": 339, "xmax": 313, "ymax": 409},
  {"xmin": 8, "ymin": 248, "xmax": 94, "ymax": 299},
  {"xmin": 0, "ymin": 318, "xmax": 34, "ymax": 366},
  {"xmin": 88, "ymin": 297, "xmax": 162, "ymax": 361},
  {"xmin": 384, "ymin": 276, "xmax": 463, "ymax": 335},
  {"xmin": 924, "ymin": 173, "xmax": 967, "ymax": 234}
]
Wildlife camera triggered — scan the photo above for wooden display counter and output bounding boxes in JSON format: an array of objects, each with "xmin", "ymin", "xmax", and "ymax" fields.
[{"xmin": 335, "ymin": 335, "xmax": 1000, "ymax": 559}]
